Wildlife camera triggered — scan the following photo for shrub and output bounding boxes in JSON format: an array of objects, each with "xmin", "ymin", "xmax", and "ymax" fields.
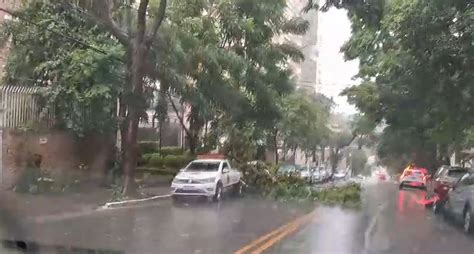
[
  {"xmin": 312, "ymin": 183, "xmax": 361, "ymax": 206},
  {"xmin": 14, "ymin": 167, "xmax": 43, "ymax": 193},
  {"xmin": 141, "ymin": 153, "xmax": 194, "ymax": 170},
  {"xmin": 137, "ymin": 167, "xmax": 177, "ymax": 175},
  {"xmin": 139, "ymin": 141, "xmax": 159, "ymax": 154},
  {"xmin": 162, "ymin": 154, "xmax": 194, "ymax": 169},
  {"xmin": 144, "ymin": 153, "xmax": 164, "ymax": 168},
  {"xmin": 160, "ymin": 146, "xmax": 184, "ymax": 156},
  {"xmin": 13, "ymin": 168, "xmax": 84, "ymax": 194}
]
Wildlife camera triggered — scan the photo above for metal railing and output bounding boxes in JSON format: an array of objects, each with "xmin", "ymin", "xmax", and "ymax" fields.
[{"xmin": 0, "ymin": 86, "xmax": 53, "ymax": 128}]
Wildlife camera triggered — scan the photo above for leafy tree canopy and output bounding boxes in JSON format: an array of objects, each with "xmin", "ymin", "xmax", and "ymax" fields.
[
  {"xmin": 0, "ymin": 1, "xmax": 125, "ymax": 135},
  {"xmin": 335, "ymin": 0, "xmax": 473, "ymax": 167},
  {"xmin": 279, "ymin": 91, "xmax": 331, "ymax": 154}
]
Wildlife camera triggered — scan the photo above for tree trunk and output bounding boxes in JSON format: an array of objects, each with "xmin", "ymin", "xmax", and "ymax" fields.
[
  {"xmin": 292, "ymin": 147, "xmax": 297, "ymax": 164},
  {"xmin": 274, "ymin": 129, "xmax": 278, "ymax": 164},
  {"xmin": 321, "ymin": 145, "xmax": 326, "ymax": 163},
  {"xmin": 188, "ymin": 134, "xmax": 197, "ymax": 155},
  {"xmin": 122, "ymin": 110, "xmax": 140, "ymax": 196},
  {"xmin": 330, "ymin": 147, "xmax": 340, "ymax": 171},
  {"xmin": 122, "ymin": 42, "xmax": 146, "ymax": 196},
  {"xmin": 158, "ymin": 120, "xmax": 163, "ymax": 152}
]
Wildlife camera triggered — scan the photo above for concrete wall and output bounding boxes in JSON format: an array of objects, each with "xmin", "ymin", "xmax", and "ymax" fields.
[{"xmin": 1, "ymin": 129, "xmax": 113, "ymax": 189}]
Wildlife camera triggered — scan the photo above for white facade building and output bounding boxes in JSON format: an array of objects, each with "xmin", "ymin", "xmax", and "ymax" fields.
[{"xmin": 283, "ymin": 0, "xmax": 319, "ymax": 94}]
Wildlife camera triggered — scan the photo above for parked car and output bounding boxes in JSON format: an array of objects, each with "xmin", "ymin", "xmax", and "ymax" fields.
[
  {"xmin": 171, "ymin": 158, "xmax": 242, "ymax": 202},
  {"xmin": 441, "ymin": 171, "xmax": 474, "ymax": 234},
  {"xmin": 277, "ymin": 164, "xmax": 298, "ymax": 176},
  {"xmin": 320, "ymin": 169, "xmax": 330, "ymax": 182},
  {"xmin": 334, "ymin": 171, "xmax": 347, "ymax": 180},
  {"xmin": 296, "ymin": 165, "xmax": 313, "ymax": 183},
  {"xmin": 310, "ymin": 167, "xmax": 330, "ymax": 183},
  {"xmin": 311, "ymin": 168, "xmax": 323, "ymax": 183},
  {"xmin": 427, "ymin": 165, "xmax": 469, "ymax": 212},
  {"xmin": 399, "ymin": 166, "xmax": 430, "ymax": 190}
]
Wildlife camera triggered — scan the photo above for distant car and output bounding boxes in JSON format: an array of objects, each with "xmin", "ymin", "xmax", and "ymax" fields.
[
  {"xmin": 334, "ymin": 171, "xmax": 346, "ymax": 180},
  {"xmin": 320, "ymin": 169, "xmax": 330, "ymax": 181},
  {"xmin": 297, "ymin": 165, "xmax": 313, "ymax": 183},
  {"xmin": 441, "ymin": 171, "xmax": 474, "ymax": 234},
  {"xmin": 378, "ymin": 174, "xmax": 387, "ymax": 181},
  {"xmin": 311, "ymin": 167, "xmax": 331, "ymax": 183},
  {"xmin": 277, "ymin": 164, "xmax": 298, "ymax": 176},
  {"xmin": 399, "ymin": 166, "xmax": 429, "ymax": 190},
  {"xmin": 311, "ymin": 170, "xmax": 321, "ymax": 183},
  {"xmin": 427, "ymin": 166, "xmax": 469, "ymax": 211}
]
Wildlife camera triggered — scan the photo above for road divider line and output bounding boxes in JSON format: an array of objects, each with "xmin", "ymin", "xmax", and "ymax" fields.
[
  {"xmin": 250, "ymin": 223, "xmax": 299, "ymax": 254},
  {"xmin": 234, "ymin": 215, "xmax": 305, "ymax": 254},
  {"xmin": 234, "ymin": 210, "xmax": 316, "ymax": 254},
  {"xmin": 363, "ymin": 202, "xmax": 386, "ymax": 253},
  {"xmin": 250, "ymin": 212, "xmax": 315, "ymax": 254}
]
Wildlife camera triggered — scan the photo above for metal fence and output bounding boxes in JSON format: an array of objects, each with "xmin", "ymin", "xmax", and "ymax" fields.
[{"xmin": 0, "ymin": 86, "xmax": 53, "ymax": 128}]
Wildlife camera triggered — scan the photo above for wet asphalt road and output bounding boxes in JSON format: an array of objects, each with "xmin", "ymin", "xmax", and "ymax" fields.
[
  {"xmin": 11, "ymin": 197, "xmax": 314, "ymax": 253},
  {"xmin": 270, "ymin": 182, "xmax": 474, "ymax": 254},
  {"xmin": 3, "ymin": 181, "xmax": 474, "ymax": 253}
]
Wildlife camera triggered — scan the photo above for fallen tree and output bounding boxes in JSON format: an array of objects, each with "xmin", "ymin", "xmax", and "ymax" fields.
[{"xmin": 239, "ymin": 163, "xmax": 361, "ymax": 207}]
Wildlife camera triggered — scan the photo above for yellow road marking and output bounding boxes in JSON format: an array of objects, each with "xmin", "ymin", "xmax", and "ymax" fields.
[
  {"xmin": 234, "ymin": 211, "xmax": 316, "ymax": 254},
  {"xmin": 251, "ymin": 211, "xmax": 315, "ymax": 254},
  {"xmin": 250, "ymin": 222, "xmax": 301, "ymax": 254},
  {"xmin": 234, "ymin": 215, "xmax": 306, "ymax": 254}
]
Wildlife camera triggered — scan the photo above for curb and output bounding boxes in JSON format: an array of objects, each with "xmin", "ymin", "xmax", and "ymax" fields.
[{"xmin": 100, "ymin": 194, "xmax": 171, "ymax": 209}]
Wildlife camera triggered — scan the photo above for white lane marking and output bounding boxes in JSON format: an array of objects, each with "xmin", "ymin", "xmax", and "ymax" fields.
[{"xmin": 363, "ymin": 203, "xmax": 387, "ymax": 254}]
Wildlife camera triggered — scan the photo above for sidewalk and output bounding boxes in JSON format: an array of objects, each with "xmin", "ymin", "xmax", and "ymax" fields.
[{"xmin": 0, "ymin": 185, "xmax": 170, "ymax": 220}]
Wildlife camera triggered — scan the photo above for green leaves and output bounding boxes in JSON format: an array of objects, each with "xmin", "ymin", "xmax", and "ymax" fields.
[
  {"xmin": 278, "ymin": 91, "xmax": 331, "ymax": 153},
  {"xmin": 282, "ymin": 17, "xmax": 310, "ymax": 35},
  {"xmin": 339, "ymin": 0, "xmax": 474, "ymax": 166},
  {"xmin": 2, "ymin": 1, "xmax": 125, "ymax": 135}
]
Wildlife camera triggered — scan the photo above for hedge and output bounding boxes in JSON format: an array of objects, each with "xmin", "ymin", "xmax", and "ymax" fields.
[
  {"xmin": 138, "ymin": 144, "xmax": 183, "ymax": 156},
  {"xmin": 136, "ymin": 167, "xmax": 177, "ymax": 175},
  {"xmin": 142, "ymin": 153, "xmax": 194, "ymax": 170},
  {"xmin": 139, "ymin": 141, "xmax": 159, "ymax": 154},
  {"xmin": 160, "ymin": 147, "xmax": 184, "ymax": 156}
]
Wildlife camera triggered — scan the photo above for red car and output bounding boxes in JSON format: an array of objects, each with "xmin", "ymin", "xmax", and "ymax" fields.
[
  {"xmin": 378, "ymin": 173, "xmax": 387, "ymax": 181},
  {"xmin": 426, "ymin": 166, "xmax": 469, "ymax": 211},
  {"xmin": 399, "ymin": 166, "xmax": 430, "ymax": 189}
]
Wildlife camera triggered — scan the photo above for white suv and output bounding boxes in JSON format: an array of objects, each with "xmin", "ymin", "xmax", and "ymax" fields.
[{"xmin": 171, "ymin": 159, "xmax": 242, "ymax": 202}]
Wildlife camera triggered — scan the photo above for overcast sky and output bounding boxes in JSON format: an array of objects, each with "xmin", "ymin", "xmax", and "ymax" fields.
[{"xmin": 317, "ymin": 8, "xmax": 359, "ymax": 115}]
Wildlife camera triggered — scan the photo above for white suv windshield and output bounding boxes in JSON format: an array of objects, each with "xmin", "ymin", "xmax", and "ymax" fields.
[{"xmin": 185, "ymin": 162, "xmax": 220, "ymax": 172}]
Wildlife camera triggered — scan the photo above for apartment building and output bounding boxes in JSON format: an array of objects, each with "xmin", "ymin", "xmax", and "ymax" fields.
[{"xmin": 284, "ymin": 0, "xmax": 319, "ymax": 94}]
